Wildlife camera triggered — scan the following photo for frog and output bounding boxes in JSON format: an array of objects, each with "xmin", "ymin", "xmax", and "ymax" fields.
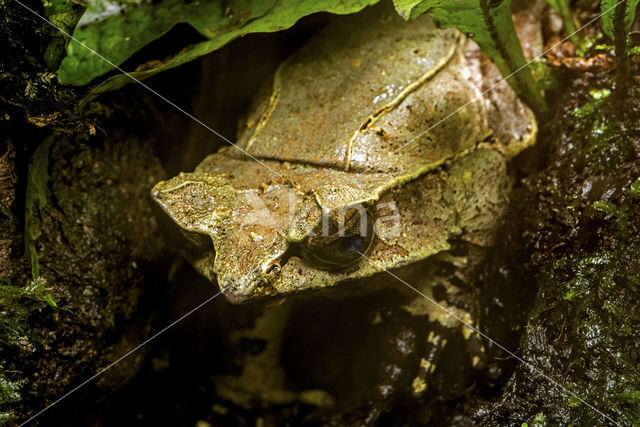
[{"xmin": 151, "ymin": 2, "xmax": 538, "ymax": 423}]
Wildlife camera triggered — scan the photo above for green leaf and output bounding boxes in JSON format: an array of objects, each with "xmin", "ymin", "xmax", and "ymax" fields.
[
  {"xmin": 602, "ymin": 0, "xmax": 639, "ymax": 98},
  {"xmin": 393, "ymin": 0, "xmax": 436, "ymax": 20},
  {"xmin": 58, "ymin": 0, "xmax": 274, "ymax": 85},
  {"xmin": 601, "ymin": 0, "xmax": 639, "ymax": 41},
  {"xmin": 23, "ymin": 277, "xmax": 58, "ymax": 308},
  {"xmin": 392, "ymin": 0, "xmax": 548, "ymax": 117},
  {"xmin": 57, "ymin": 0, "xmax": 379, "ymax": 89},
  {"xmin": 24, "ymin": 137, "xmax": 53, "ymax": 281},
  {"xmin": 42, "ymin": 0, "xmax": 85, "ymax": 70}
]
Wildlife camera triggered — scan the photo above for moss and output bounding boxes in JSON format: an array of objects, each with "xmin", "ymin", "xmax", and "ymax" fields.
[
  {"xmin": 485, "ymin": 207, "xmax": 640, "ymax": 423},
  {"xmin": 575, "ymin": 34, "xmax": 599, "ymax": 57},
  {"xmin": 529, "ymin": 62, "xmax": 560, "ymax": 92},
  {"xmin": 0, "ymin": 361, "xmax": 22, "ymax": 424},
  {"xmin": 478, "ymin": 66, "xmax": 640, "ymax": 425},
  {"xmin": 13, "ymin": 132, "xmax": 168, "ymax": 421},
  {"xmin": 0, "ymin": 0, "xmax": 172, "ymax": 421},
  {"xmin": 570, "ymin": 98, "xmax": 602, "ymax": 119},
  {"xmin": 592, "ymin": 200, "xmax": 632, "ymax": 238},
  {"xmin": 568, "ymin": 87, "xmax": 640, "ymax": 175},
  {"xmin": 628, "ymin": 177, "xmax": 640, "ymax": 196},
  {"xmin": 0, "ymin": 137, "xmax": 58, "ymax": 422},
  {"xmin": 0, "ymin": 134, "xmax": 60, "ymax": 421},
  {"xmin": 0, "ymin": 274, "xmax": 57, "ymax": 421},
  {"xmin": 537, "ymin": 245, "xmax": 640, "ymax": 421},
  {"xmin": 0, "ymin": 278, "xmax": 52, "ymax": 422}
]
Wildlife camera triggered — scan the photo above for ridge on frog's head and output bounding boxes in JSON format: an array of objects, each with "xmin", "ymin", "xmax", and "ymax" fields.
[{"xmin": 152, "ymin": 4, "xmax": 536, "ymax": 304}]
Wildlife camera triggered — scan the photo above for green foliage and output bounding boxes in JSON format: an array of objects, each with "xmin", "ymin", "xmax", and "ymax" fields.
[
  {"xmin": 547, "ymin": 0, "xmax": 578, "ymax": 42},
  {"xmin": 628, "ymin": 177, "xmax": 640, "ymax": 196},
  {"xmin": 571, "ymin": 99, "xmax": 602, "ymax": 119},
  {"xmin": 592, "ymin": 185, "xmax": 640, "ymax": 239},
  {"xmin": 529, "ymin": 61, "xmax": 560, "ymax": 92},
  {"xmin": 57, "ymin": 0, "xmax": 379, "ymax": 90},
  {"xmin": 560, "ymin": 252, "xmax": 613, "ymax": 301},
  {"xmin": 601, "ymin": 0, "xmax": 639, "ymax": 41},
  {"xmin": 24, "ymin": 137, "xmax": 57, "ymax": 310},
  {"xmin": 0, "ymin": 136, "xmax": 58, "ymax": 421},
  {"xmin": 576, "ymin": 35, "xmax": 598, "ymax": 57},
  {"xmin": 392, "ymin": 0, "xmax": 548, "ymax": 117},
  {"xmin": 526, "ymin": 412, "xmax": 548, "ymax": 426},
  {"xmin": 570, "ymin": 89, "xmax": 611, "ymax": 117},
  {"xmin": 601, "ymin": 0, "xmax": 639, "ymax": 97},
  {"xmin": 42, "ymin": 0, "xmax": 83, "ymax": 70},
  {"xmin": 56, "ymin": 0, "xmax": 554, "ymax": 113},
  {"xmin": 589, "ymin": 88, "xmax": 611, "ymax": 100},
  {"xmin": 25, "ymin": 137, "xmax": 53, "ymax": 284},
  {"xmin": 1, "ymin": 276, "xmax": 56, "ymax": 422},
  {"xmin": 0, "ymin": 277, "xmax": 54, "ymax": 347},
  {"xmin": 0, "ymin": 361, "xmax": 22, "ymax": 424}
]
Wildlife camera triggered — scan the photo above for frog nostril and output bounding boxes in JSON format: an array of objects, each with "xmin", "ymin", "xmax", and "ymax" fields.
[{"xmin": 266, "ymin": 263, "xmax": 281, "ymax": 275}]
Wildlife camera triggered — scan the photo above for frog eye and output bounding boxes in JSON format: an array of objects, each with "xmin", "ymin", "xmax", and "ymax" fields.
[{"xmin": 299, "ymin": 206, "xmax": 375, "ymax": 271}]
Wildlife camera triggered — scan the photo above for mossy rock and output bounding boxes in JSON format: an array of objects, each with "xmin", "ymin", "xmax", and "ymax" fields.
[{"xmin": 477, "ymin": 77, "xmax": 640, "ymax": 425}]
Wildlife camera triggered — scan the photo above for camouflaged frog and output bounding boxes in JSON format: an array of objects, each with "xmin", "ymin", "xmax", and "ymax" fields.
[{"xmin": 152, "ymin": 3, "xmax": 537, "ymax": 423}]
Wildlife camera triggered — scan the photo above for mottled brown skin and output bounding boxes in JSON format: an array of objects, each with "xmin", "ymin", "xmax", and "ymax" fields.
[
  {"xmin": 152, "ymin": 6, "xmax": 536, "ymax": 304},
  {"xmin": 152, "ymin": 4, "xmax": 538, "ymax": 422}
]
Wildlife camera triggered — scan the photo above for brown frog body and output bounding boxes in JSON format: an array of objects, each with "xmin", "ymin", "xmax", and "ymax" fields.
[
  {"xmin": 152, "ymin": 2, "xmax": 538, "ymax": 423},
  {"xmin": 152, "ymin": 6, "xmax": 536, "ymax": 304}
]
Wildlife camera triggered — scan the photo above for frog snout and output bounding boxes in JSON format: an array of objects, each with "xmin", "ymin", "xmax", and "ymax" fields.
[
  {"xmin": 213, "ymin": 252, "xmax": 291, "ymax": 304},
  {"xmin": 264, "ymin": 259, "xmax": 282, "ymax": 277},
  {"xmin": 216, "ymin": 271, "xmax": 270, "ymax": 304}
]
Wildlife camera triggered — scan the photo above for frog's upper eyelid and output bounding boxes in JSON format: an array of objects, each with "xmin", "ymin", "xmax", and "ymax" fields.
[
  {"xmin": 159, "ymin": 179, "xmax": 210, "ymax": 193},
  {"xmin": 151, "ymin": 175, "xmax": 235, "ymax": 235}
]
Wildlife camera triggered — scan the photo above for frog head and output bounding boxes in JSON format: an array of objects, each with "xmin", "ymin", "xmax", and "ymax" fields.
[
  {"xmin": 152, "ymin": 157, "xmax": 402, "ymax": 303},
  {"xmin": 152, "ymin": 144, "xmax": 513, "ymax": 304}
]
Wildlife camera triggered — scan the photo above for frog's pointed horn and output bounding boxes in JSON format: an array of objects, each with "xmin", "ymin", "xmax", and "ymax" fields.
[{"xmin": 151, "ymin": 172, "xmax": 235, "ymax": 236}]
